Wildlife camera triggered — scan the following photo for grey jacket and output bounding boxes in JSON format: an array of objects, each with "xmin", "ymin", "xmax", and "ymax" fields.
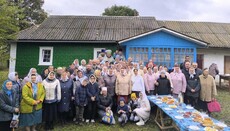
[{"xmin": 0, "ymin": 90, "xmax": 19, "ymax": 121}]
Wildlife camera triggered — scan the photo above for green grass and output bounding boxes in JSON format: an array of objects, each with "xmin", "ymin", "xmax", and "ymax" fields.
[
  {"xmin": 0, "ymin": 69, "xmax": 8, "ymax": 87},
  {"xmin": 0, "ymin": 70, "xmax": 229, "ymax": 130}
]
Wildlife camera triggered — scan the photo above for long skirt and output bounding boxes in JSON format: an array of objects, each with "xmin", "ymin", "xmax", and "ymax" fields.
[
  {"xmin": 19, "ymin": 109, "xmax": 42, "ymax": 127},
  {"xmin": 43, "ymin": 102, "xmax": 58, "ymax": 122},
  {"xmin": 0, "ymin": 121, "xmax": 12, "ymax": 131}
]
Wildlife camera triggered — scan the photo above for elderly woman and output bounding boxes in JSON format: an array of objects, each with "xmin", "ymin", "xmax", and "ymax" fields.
[
  {"xmin": 199, "ymin": 68, "xmax": 217, "ymax": 113},
  {"xmin": 186, "ymin": 67, "xmax": 200, "ymax": 108},
  {"xmin": 19, "ymin": 74, "xmax": 45, "ymax": 131},
  {"xmin": 97, "ymin": 87, "xmax": 113, "ymax": 121},
  {"xmin": 42, "ymin": 72, "xmax": 61, "ymax": 130},
  {"xmin": 144, "ymin": 67, "xmax": 156, "ymax": 95},
  {"xmin": 134, "ymin": 92, "xmax": 150, "ymax": 126},
  {"xmin": 131, "ymin": 69, "xmax": 145, "ymax": 97},
  {"xmin": 58, "ymin": 70, "xmax": 73, "ymax": 124},
  {"xmin": 0, "ymin": 80, "xmax": 19, "ymax": 131},
  {"xmin": 94, "ymin": 70, "xmax": 105, "ymax": 89},
  {"xmin": 22, "ymin": 68, "xmax": 42, "ymax": 87},
  {"xmin": 170, "ymin": 64, "xmax": 187, "ymax": 98},
  {"xmin": 78, "ymin": 59, "xmax": 87, "ymax": 72},
  {"xmin": 155, "ymin": 70, "xmax": 172, "ymax": 95},
  {"xmin": 116, "ymin": 67, "xmax": 132, "ymax": 103},
  {"xmin": 8, "ymin": 72, "xmax": 22, "ymax": 102}
]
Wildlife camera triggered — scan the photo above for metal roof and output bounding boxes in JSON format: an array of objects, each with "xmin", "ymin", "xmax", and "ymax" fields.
[{"xmin": 17, "ymin": 15, "xmax": 230, "ymax": 48}]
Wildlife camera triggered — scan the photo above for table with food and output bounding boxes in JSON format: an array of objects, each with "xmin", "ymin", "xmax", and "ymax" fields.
[{"xmin": 148, "ymin": 95, "xmax": 230, "ymax": 131}]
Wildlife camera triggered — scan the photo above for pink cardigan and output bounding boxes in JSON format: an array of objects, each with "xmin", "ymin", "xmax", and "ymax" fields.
[
  {"xmin": 144, "ymin": 73, "xmax": 156, "ymax": 91},
  {"xmin": 170, "ymin": 71, "xmax": 187, "ymax": 94}
]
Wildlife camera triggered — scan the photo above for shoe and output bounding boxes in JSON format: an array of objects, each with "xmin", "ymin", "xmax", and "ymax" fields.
[
  {"xmin": 91, "ymin": 119, "xmax": 95, "ymax": 123},
  {"xmin": 79, "ymin": 122, "xmax": 83, "ymax": 126},
  {"xmin": 136, "ymin": 120, "xmax": 145, "ymax": 126},
  {"xmin": 121, "ymin": 122, "xmax": 126, "ymax": 127},
  {"xmin": 86, "ymin": 119, "xmax": 90, "ymax": 123},
  {"xmin": 73, "ymin": 118, "xmax": 76, "ymax": 122},
  {"xmin": 75, "ymin": 121, "xmax": 79, "ymax": 125}
]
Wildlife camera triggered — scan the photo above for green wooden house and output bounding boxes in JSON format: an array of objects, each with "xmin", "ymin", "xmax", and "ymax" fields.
[{"xmin": 10, "ymin": 16, "xmax": 230, "ymax": 77}]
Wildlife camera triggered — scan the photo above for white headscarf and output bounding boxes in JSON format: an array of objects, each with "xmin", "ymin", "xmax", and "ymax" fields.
[
  {"xmin": 27, "ymin": 68, "xmax": 37, "ymax": 77},
  {"xmin": 8, "ymin": 72, "xmax": 17, "ymax": 81}
]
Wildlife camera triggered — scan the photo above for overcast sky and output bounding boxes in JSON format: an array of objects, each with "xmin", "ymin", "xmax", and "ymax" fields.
[{"xmin": 43, "ymin": 0, "xmax": 230, "ymax": 23}]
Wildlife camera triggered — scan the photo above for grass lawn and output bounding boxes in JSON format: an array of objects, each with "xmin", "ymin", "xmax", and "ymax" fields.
[{"xmin": 0, "ymin": 70, "xmax": 229, "ymax": 131}]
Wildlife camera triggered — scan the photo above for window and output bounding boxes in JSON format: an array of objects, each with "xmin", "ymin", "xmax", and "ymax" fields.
[
  {"xmin": 151, "ymin": 48, "xmax": 171, "ymax": 67},
  {"xmin": 39, "ymin": 47, "xmax": 53, "ymax": 65},
  {"xmin": 129, "ymin": 47, "xmax": 148, "ymax": 63},
  {"xmin": 94, "ymin": 48, "xmax": 105, "ymax": 59},
  {"xmin": 174, "ymin": 48, "xmax": 194, "ymax": 64}
]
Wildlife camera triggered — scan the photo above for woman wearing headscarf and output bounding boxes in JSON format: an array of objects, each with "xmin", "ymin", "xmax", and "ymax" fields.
[
  {"xmin": 103, "ymin": 67, "xmax": 117, "ymax": 111},
  {"xmin": 133, "ymin": 92, "xmax": 150, "ymax": 126},
  {"xmin": 86, "ymin": 74, "xmax": 99, "ymax": 123},
  {"xmin": 116, "ymin": 67, "xmax": 132, "ymax": 103},
  {"xmin": 0, "ymin": 80, "xmax": 19, "ymax": 131},
  {"xmin": 94, "ymin": 69, "xmax": 105, "ymax": 89},
  {"xmin": 22, "ymin": 68, "xmax": 42, "ymax": 87},
  {"xmin": 199, "ymin": 68, "xmax": 217, "ymax": 113},
  {"xmin": 19, "ymin": 74, "xmax": 45, "ymax": 131},
  {"xmin": 144, "ymin": 67, "xmax": 156, "ymax": 95},
  {"xmin": 58, "ymin": 70, "xmax": 73, "ymax": 124},
  {"xmin": 8, "ymin": 72, "xmax": 22, "ymax": 102},
  {"xmin": 42, "ymin": 72, "xmax": 61, "ymax": 130},
  {"xmin": 97, "ymin": 87, "xmax": 114, "ymax": 122},
  {"xmin": 170, "ymin": 63, "xmax": 187, "ymax": 98}
]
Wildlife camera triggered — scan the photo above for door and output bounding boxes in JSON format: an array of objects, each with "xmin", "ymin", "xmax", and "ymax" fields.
[
  {"xmin": 197, "ymin": 54, "xmax": 204, "ymax": 69},
  {"xmin": 224, "ymin": 56, "xmax": 230, "ymax": 74}
]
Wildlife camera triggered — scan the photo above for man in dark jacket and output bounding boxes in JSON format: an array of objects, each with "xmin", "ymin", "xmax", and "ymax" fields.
[{"xmin": 186, "ymin": 67, "xmax": 200, "ymax": 109}]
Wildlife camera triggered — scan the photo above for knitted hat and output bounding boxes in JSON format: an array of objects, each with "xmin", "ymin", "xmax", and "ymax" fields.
[
  {"xmin": 101, "ymin": 87, "xmax": 107, "ymax": 91},
  {"xmin": 119, "ymin": 97, "xmax": 125, "ymax": 102},
  {"xmin": 131, "ymin": 93, "xmax": 137, "ymax": 99},
  {"xmin": 106, "ymin": 50, "xmax": 112, "ymax": 55}
]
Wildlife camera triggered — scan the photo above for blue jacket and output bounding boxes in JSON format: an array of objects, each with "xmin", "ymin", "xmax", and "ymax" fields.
[
  {"xmin": 0, "ymin": 89, "xmax": 19, "ymax": 121},
  {"xmin": 117, "ymin": 105, "xmax": 129, "ymax": 116},
  {"xmin": 58, "ymin": 78, "xmax": 73, "ymax": 112},
  {"xmin": 75, "ymin": 85, "xmax": 88, "ymax": 106}
]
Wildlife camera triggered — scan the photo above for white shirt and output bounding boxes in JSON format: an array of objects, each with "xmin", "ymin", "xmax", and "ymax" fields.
[{"xmin": 131, "ymin": 75, "xmax": 145, "ymax": 92}]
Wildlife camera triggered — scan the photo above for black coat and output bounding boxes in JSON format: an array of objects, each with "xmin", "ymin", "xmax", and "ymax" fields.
[
  {"xmin": 58, "ymin": 79, "xmax": 73, "ymax": 112},
  {"xmin": 156, "ymin": 76, "xmax": 171, "ymax": 95},
  {"xmin": 97, "ymin": 94, "xmax": 113, "ymax": 111},
  {"xmin": 186, "ymin": 75, "xmax": 201, "ymax": 98},
  {"xmin": 87, "ymin": 82, "xmax": 99, "ymax": 102}
]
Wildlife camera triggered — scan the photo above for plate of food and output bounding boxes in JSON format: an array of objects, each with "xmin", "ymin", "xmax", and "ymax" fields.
[
  {"xmin": 164, "ymin": 108, "xmax": 172, "ymax": 111},
  {"xmin": 204, "ymin": 127, "xmax": 217, "ymax": 131},
  {"xmin": 169, "ymin": 105, "xmax": 177, "ymax": 108},
  {"xmin": 156, "ymin": 101, "xmax": 162, "ymax": 104},
  {"xmin": 175, "ymin": 116, "xmax": 183, "ymax": 119},
  {"xmin": 186, "ymin": 105, "xmax": 194, "ymax": 109},
  {"xmin": 166, "ymin": 99, "xmax": 175, "ymax": 105},
  {"xmin": 188, "ymin": 125, "xmax": 200, "ymax": 130},
  {"xmin": 202, "ymin": 118, "xmax": 214, "ymax": 127},
  {"xmin": 161, "ymin": 97, "xmax": 168, "ymax": 103},
  {"xmin": 183, "ymin": 112, "xmax": 192, "ymax": 118}
]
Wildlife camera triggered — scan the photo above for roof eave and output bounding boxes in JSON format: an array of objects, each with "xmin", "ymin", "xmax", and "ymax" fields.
[{"xmin": 118, "ymin": 27, "xmax": 208, "ymax": 47}]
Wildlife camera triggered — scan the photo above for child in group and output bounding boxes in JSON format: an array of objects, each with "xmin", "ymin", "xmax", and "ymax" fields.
[
  {"xmin": 128, "ymin": 93, "xmax": 140, "ymax": 122},
  {"xmin": 117, "ymin": 97, "xmax": 129, "ymax": 127},
  {"xmin": 74, "ymin": 78, "xmax": 88, "ymax": 125}
]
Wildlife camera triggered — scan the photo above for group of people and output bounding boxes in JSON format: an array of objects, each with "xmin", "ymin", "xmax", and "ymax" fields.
[{"xmin": 0, "ymin": 49, "xmax": 219, "ymax": 131}]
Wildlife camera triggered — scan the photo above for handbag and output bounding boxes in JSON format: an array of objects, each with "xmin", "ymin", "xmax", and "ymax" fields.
[
  {"xmin": 10, "ymin": 113, "xmax": 20, "ymax": 128},
  {"xmin": 102, "ymin": 110, "xmax": 116, "ymax": 124},
  {"xmin": 207, "ymin": 100, "xmax": 221, "ymax": 112}
]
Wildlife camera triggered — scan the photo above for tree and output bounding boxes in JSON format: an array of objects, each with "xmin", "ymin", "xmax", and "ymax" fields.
[
  {"xmin": 14, "ymin": 0, "xmax": 48, "ymax": 30},
  {"xmin": 0, "ymin": 0, "xmax": 20, "ymax": 66},
  {"xmin": 102, "ymin": 5, "xmax": 139, "ymax": 16}
]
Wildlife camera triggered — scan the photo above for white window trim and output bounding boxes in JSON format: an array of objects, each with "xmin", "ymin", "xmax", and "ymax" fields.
[
  {"xmin": 38, "ymin": 46, "xmax": 53, "ymax": 66},
  {"xmin": 94, "ymin": 48, "xmax": 104, "ymax": 59}
]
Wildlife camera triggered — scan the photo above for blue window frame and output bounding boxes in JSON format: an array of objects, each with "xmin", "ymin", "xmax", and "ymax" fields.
[{"xmin": 128, "ymin": 46, "xmax": 196, "ymax": 69}]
